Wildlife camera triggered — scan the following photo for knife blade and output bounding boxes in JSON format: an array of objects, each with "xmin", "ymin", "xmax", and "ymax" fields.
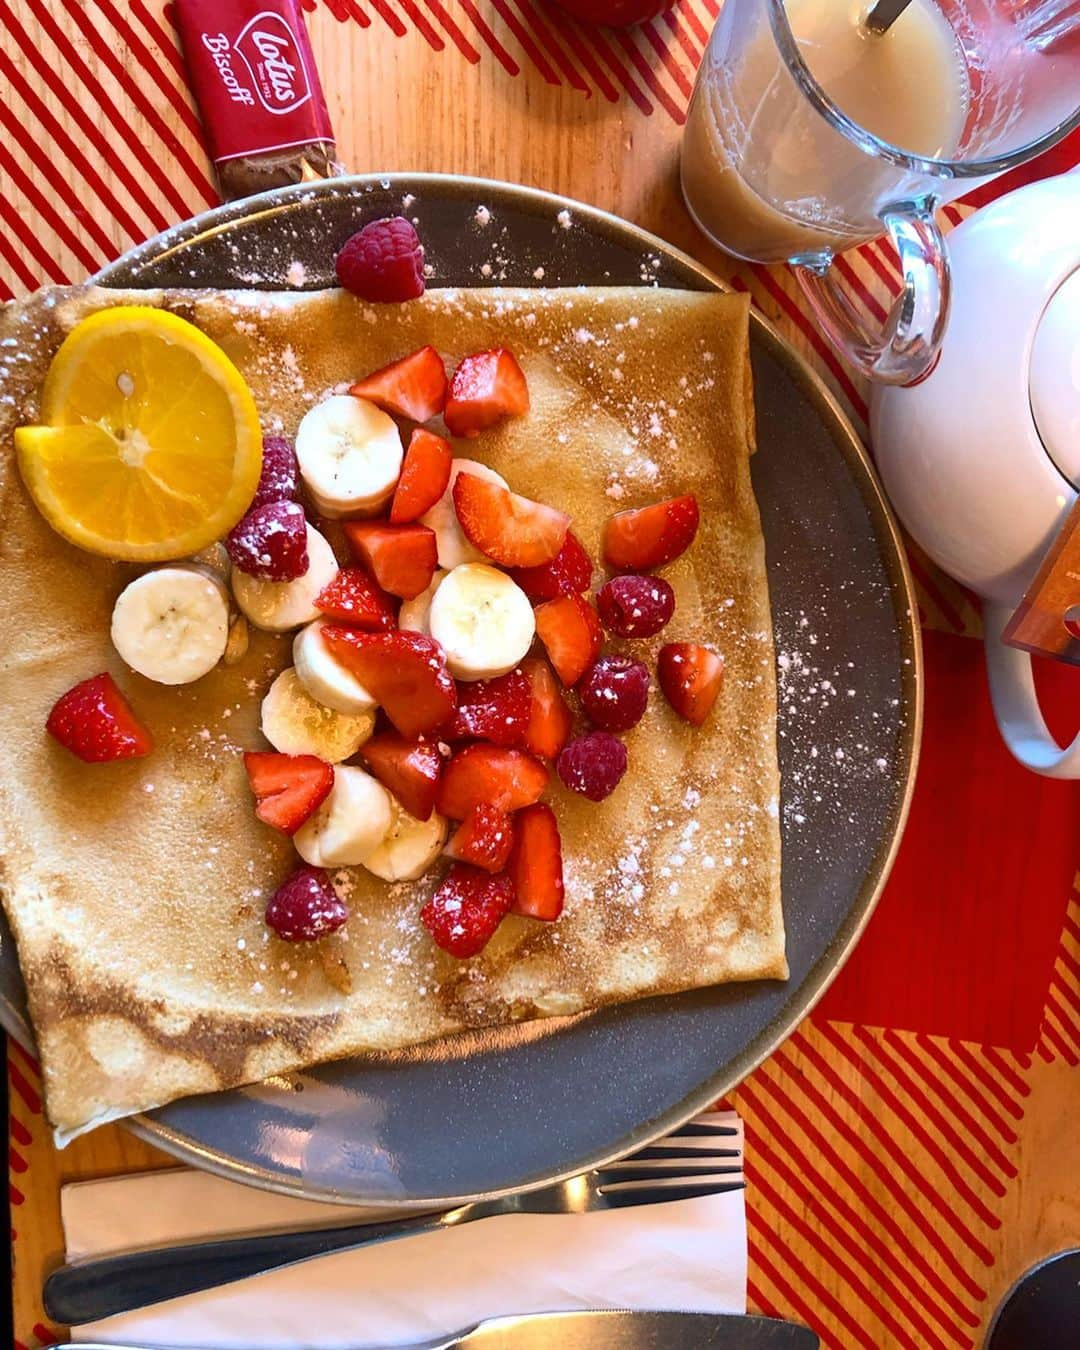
[
  {"xmin": 439, "ymin": 1311, "xmax": 820, "ymax": 1349},
  {"xmin": 54, "ymin": 1310, "xmax": 820, "ymax": 1350}
]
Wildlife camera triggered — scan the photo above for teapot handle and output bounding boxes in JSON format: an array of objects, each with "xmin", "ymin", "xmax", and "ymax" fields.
[{"xmin": 983, "ymin": 603, "xmax": 1080, "ymax": 778}]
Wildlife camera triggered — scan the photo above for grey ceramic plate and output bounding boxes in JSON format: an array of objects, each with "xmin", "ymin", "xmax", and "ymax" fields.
[{"xmin": 0, "ymin": 174, "xmax": 921, "ymax": 1206}]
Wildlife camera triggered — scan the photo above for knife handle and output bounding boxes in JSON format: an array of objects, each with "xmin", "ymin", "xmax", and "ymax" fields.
[{"xmin": 44, "ymin": 1211, "xmax": 452, "ymax": 1326}]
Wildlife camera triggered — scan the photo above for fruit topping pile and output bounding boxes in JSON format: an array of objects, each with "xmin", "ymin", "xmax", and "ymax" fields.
[{"xmin": 28, "ymin": 217, "xmax": 728, "ymax": 975}]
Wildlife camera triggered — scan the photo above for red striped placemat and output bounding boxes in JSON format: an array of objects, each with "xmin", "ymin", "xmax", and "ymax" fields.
[{"xmin": 5, "ymin": 5, "xmax": 1079, "ymax": 1347}]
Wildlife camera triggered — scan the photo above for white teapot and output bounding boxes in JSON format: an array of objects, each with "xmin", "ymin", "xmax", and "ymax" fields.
[{"xmin": 872, "ymin": 171, "xmax": 1080, "ymax": 777}]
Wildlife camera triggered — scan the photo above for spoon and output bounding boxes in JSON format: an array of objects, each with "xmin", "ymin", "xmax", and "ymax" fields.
[{"xmin": 863, "ymin": 0, "xmax": 914, "ymax": 35}]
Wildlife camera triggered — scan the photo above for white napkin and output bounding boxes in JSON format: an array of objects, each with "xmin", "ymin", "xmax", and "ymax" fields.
[{"xmin": 62, "ymin": 1122, "xmax": 746, "ymax": 1349}]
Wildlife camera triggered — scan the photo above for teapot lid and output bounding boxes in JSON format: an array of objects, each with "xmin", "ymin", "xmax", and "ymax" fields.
[{"xmin": 1030, "ymin": 267, "xmax": 1080, "ymax": 489}]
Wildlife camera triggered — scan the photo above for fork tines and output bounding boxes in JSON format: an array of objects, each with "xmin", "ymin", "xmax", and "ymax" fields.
[{"xmin": 596, "ymin": 1110, "xmax": 745, "ymax": 1206}]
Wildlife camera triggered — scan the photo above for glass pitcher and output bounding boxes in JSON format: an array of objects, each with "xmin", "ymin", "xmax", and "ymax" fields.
[{"xmin": 681, "ymin": 0, "xmax": 1080, "ymax": 384}]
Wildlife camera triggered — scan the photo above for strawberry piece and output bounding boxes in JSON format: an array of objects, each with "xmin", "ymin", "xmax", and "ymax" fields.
[
  {"xmin": 520, "ymin": 657, "xmax": 573, "ymax": 760},
  {"xmin": 46, "ymin": 673, "xmax": 152, "ymax": 763},
  {"xmin": 508, "ymin": 802, "xmax": 564, "ymax": 921},
  {"xmin": 452, "ymin": 473, "xmax": 569, "ymax": 568},
  {"xmin": 390, "ymin": 428, "xmax": 452, "ymax": 524},
  {"xmin": 445, "ymin": 804, "xmax": 515, "ymax": 872},
  {"xmin": 509, "ymin": 530, "xmax": 593, "ymax": 603},
  {"xmin": 658, "ymin": 643, "xmax": 724, "ymax": 726},
  {"xmin": 343, "ymin": 521, "xmax": 438, "ymax": 601},
  {"xmin": 534, "ymin": 593, "xmax": 602, "ymax": 687},
  {"xmin": 244, "ymin": 751, "xmax": 334, "ymax": 835},
  {"xmin": 603, "ymin": 495, "xmax": 700, "ymax": 571},
  {"xmin": 421, "ymin": 864, "xmax": 513, "ymax": 958},
  {"xmin": 314, "ymin": 566, "xmax": 396, "ymax": 629},
  {"xmin": 335, "ymin": 217, "xmax": 424, "ymax": 304},
  {"xmin": 349, "ymin": 346, "xmax": 448, "ymax": 424},
  {"xmin": 444, "ymin": 348, "xmax": 529, "ymax": 438},
  {"xmin": 359, "ymin": 731, "xmax": 442, "ymax": 821},
  {"xmin": 436, "ymin": 744, "xmax": 548, "ymax": 819},
  {"xmin": 266, "ymin": 866, "xmax": 348, "ymax": 942},
  {"xmin": 321, "ymin": 628, "xmax": 457, "ymax": 738},
  {"xmin": 446, "ymin": 669, "xmax": 530, "ymax": 747}
]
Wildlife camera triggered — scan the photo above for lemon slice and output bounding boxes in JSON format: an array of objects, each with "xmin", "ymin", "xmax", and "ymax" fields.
[{"xmin": 15, "ymin": 306, "xmax": 262, "ymax": 561}]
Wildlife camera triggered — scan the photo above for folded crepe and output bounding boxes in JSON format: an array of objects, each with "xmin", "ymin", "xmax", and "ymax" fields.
[{"xmin": 0, "ymin": 284, "xmax": 784, "ymax": 1144}]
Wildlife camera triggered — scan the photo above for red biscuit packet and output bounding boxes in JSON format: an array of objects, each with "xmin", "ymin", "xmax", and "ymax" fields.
[
  {"xmin": 1002, "ymin": 497, "xmax": 1080, "ymax": 665},
  {"xmin": 175, "ymin": 0, "xmax": 343, "ymax": 200}
]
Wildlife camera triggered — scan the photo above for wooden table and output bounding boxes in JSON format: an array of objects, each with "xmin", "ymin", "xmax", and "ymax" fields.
[{"xmin": 5, "ymin": 4, "xmax": 1079, "ymax": 1348}]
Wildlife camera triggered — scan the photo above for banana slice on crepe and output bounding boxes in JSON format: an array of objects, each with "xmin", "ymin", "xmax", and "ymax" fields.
[
  {"xmin": 362, "ymin": 801, "xmax": 448, "ymax": 882},
  {"xmin": 419, "ymin": 459, "xmax": 508, "ymax": 568},
  {"xmin": 296, "ymin": 394, "xmax": 403, "ymax": 519},
  {"xmin": 293, "ymin": 617, "xmax": 377, "ymax": 716},
  {"xmin": 110, "ymin": 565, "xmax": 230, "ymax": 685},
  {"xmin": 261, "ymin": 667, "xmax": 374, "ymax": 763},
  {"xmin": 232, "ymin": 523, "xmax": 338, "ymax": 633},
  {"xmin": 294, "ymin": 765, "xmax": 394, "ymax": 868},
  {"xmin": 429, "ymin": 563, "xmax": 535, "ymax": 681}
]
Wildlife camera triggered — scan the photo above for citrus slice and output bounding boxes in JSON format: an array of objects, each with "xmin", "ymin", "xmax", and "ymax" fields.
[{"xmin": 14, "ymin": 306, "xmax": 262, "ymax": 561}]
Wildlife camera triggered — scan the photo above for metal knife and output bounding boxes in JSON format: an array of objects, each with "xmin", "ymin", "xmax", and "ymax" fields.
[{"xmin": 55, "ymin": 1309, "xmax": 820, "ymax": 1349}]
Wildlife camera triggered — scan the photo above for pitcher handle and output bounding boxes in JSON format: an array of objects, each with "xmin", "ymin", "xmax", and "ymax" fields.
[
  {"xmin": 792, "ymin": 201, "xmax": 950, "ymax": 386},
  {"xmin": 983, "ymin": 602, "xmax": 1080, "ymax": 778}
]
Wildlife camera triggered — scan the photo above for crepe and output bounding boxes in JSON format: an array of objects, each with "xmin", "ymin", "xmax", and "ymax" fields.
[{"xmin": 0, "ymin": 284, "xmax": 784, "ymax": 1144}]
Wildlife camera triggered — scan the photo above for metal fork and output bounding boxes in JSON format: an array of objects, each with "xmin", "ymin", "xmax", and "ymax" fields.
[{"xmin": 44, "ymin": 1110, "xmax": 743, "ymax": 1327}]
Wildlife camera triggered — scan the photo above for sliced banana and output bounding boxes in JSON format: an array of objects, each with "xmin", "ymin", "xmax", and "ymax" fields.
[
  {"xmin": 293, "ymin": 617, "xmax": 377, "ymax": 715},
  {"xmin": 362, "ymin": 802, "xmax": 448, "ymax": 882},
  {"xmin": 294, "ymin": 765, "xmax": 394, "ymax": 868},
  {"xmin": 296, "ymin": 394, "xmax": 403, "ymax": 519},
  {"xmin": 397, "ymin": 568, "xmax": 447, "ymax": 636},
  {"xmin": 419, "ymin": 458, "xmax": 508, "ymax": 568},
  {"xmin": 232, "ymin": 523, "xmax": 338, "ymax": 634},
  {"xmin": 429, "ymin": 563, "xmax": 536, "ymax": 681},
  {"xmin": 261, "ymin": 667, "xmax": 375, "ymax": 763},
  {"xmin": 110, "ymin": 565, "xmax": 230, "ymax": 686}
]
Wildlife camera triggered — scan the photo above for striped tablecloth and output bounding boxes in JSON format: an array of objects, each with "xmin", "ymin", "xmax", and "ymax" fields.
[{"xmin": 4, "ymin": 5, "xmax": 1079, "ymax": 1348}]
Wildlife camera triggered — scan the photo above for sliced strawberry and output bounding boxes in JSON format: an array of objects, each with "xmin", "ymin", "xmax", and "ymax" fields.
[
  {"xmin": 445, "ymin": 804, "xmax": 515, "ymax": 872},
  {"xmin": 446, "ymin": 669, "xmax": 530, "ymax": 747},
  {"xmin": 421, "ymin": 864, "xmax": 513, "ymax": 958},
  {"xmin": 436, "ymin": 743, "xmax": 548, "ymax": 819},
  {"xmin": 658, "ymin": 642, "xmax": 724, "ymax": 726},
  {"xmin": 244, "ymin": 751, "xmax": 334, "ymax": 834},
  {"xmin": 320, "ymin": 628, "xmax": 457, "ymax": 738},
  {"xmin": 349, "ymin": 345, "xmax": 448, "ymax": 423},
  {"xmin": 452, "ymin": 473, "xmax": 569, "ymax": 568},
  {"xmin": 444, "ymin": 348, "xmax": 529, "ymax": 438},
  {"xmin": 46, "ymin": 672, "xmax": 152, "ymax": 763},
  {"xmin": 520, "ymin": 656, "xmax": 573, "ymax": 760},
  {"xmin": 509, "ymin": 530, "xmax": 593, "ymax": 603},
  {"xmin": 390, "ymin": 428, "xmax": 452, "ymax": 524},
  {"xmin": 314, "ymin": 566, "xmax": 396, "ymax": 629},
  {"xmin": 603, "ymin": 494, "xmax": 700, "ymax": 571},
  {"xmin": 534, "ymin": 593, "xmax": 602, "ymax": 687},
  {"xmin": 508, "ymin": 802, "xmax": 564, "ymax": 921},
  {"xmin": 343, "ymin": 521, "xmax": 438, "ymax": 601},
  {"xmin": 359, "ymin": 731, "xmax": 441, "ymax": 820}
]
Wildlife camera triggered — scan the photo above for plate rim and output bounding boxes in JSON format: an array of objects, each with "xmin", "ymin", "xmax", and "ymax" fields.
[{"xmin": 6, "ymin": 172, "xmax": 923, "ymax": 1204}]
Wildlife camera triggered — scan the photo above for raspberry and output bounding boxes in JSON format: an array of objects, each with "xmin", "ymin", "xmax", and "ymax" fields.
[
  {"xmin": 447, "ymin": 669, "xmax": 530, "ymax": 746},
  {"xmin": 596, "ymin": 574, "xmax": 675, "ymax": 639},
  {"xmin": 335, "ymin": 217, "xmax": 425, "ymax": 303},
  {"xmin": 251, "ymin": 435, "xmax": 300, "ymax": 510},
  {"xmin": 421, "ymin": 864, "xmax": 513, "ymax": 958},
  {"xmin": 557, "ymin": 731, "xmax": 628, "ymax": 802},
  {"xmin": 578, "ymin": 654, "xmax": 650, "ymax": 732},
  {"xmin": 266, "ymin": 866, "xmax": 348, "ymax": 942},
  {"xmin": 226, "ymin": 500, "xmax": 308, "ymax": 581}
]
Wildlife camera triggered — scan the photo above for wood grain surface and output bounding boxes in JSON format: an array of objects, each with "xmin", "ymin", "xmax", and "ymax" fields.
[{"xmin": 4, "ymin": 4, "xmax": 1078, "ymax": 1348}]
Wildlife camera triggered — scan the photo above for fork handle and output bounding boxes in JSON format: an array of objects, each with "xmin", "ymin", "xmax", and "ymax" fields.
[{"xmin": 44, "ymin": 1210, "xmax": 453, "ymax": 1327}]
